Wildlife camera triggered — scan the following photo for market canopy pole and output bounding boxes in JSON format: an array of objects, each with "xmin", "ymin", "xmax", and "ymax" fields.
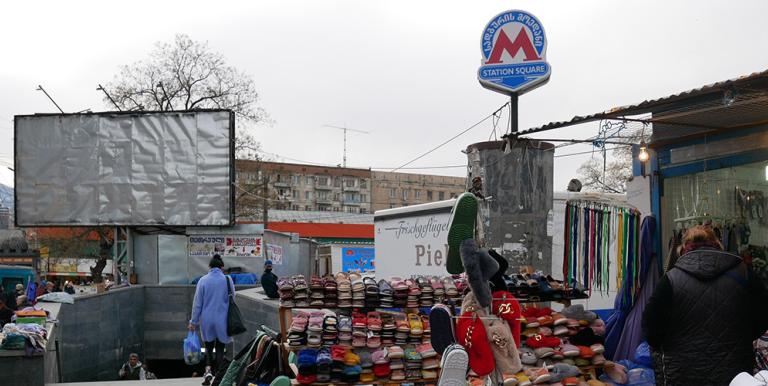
[{"xmin": 477, "ymin": 9, "xmax": 551, "ymax": 134}]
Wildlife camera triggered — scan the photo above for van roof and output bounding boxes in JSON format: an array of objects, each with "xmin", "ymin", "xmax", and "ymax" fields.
[{"xmin": 0, "ymin": 265, "xmax": 35, "ymax": 270}]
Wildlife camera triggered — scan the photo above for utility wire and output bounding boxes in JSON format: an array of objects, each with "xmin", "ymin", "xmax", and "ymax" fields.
[
  {"xmin": 389, "ymin": 102, "xmax": 509, "ymax": 173},
  {"xmin": 554, "ymin": 146, "xmax": 626, "ymax": 158}
]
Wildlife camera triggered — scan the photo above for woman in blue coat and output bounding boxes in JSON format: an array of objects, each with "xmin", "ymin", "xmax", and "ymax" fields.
[{"xmin": 189, "ymin": 255, "xmax": 234, "ymax": 385}]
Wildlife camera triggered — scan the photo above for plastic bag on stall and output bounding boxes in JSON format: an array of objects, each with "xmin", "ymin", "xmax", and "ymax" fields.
[
  {"xmin": 184, "ymin": 331, "xmax": 202, "ymax": 365},
  {"xmin": 634, "ymin": 341, "xmax": 653, "ymax": 368},
  {"xmin": 626, "ymin": 367, "xmax": 655, "ymax": 386}
]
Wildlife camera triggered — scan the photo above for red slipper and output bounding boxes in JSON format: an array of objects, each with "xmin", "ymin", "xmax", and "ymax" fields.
[
  {"xmin": 525, "ymin": 334, "xmax": 561, "ymax": 348},
  {"xmin": 492, "ymin": 291, "xmax": 522, "ymax": 347},
  {"xmin": 456, "ymin": 311, "xmax": 495, "ymax": 377}
]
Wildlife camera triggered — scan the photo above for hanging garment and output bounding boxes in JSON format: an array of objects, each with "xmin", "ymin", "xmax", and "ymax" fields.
[
  {"xmin": 609, "ymin": 216, "xmax": 658, "ymax": 361},
  {"xmin": 605, "ymin": 216, "xmax": 659, "ymax": 360}
]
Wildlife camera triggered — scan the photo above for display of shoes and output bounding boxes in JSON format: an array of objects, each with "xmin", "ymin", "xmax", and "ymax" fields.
[{"xmin": 278, "ymin": 268, "xmax": 606, "ymax": 385}]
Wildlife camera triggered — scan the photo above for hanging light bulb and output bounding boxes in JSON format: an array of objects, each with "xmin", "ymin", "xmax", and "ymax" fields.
[{"xmin": 638, "ymin": 140, "xmax": 650, "ymax": 162}]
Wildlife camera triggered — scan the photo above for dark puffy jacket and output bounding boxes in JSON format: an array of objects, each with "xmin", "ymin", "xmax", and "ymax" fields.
[{"xmin": 645, "ymin": 248, "xmax": 768, "ymax": 386}]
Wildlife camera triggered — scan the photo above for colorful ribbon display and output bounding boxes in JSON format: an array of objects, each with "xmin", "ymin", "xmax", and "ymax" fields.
[{"xmin": 563, "ymin": 200, "xmax": 641, "ymax": 297}]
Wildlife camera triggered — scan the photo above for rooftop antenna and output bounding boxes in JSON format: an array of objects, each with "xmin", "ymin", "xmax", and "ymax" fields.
[
  {"xmin": 323, "ymin": 124, "xmax": 370, "ymax": 168},
  {"xmin": 36, "ymin": 85, "xmax": 64, "ymax": 113},
  {"xmin": 97, "ymin": 84, "xmax": 121, "ymax": 111}
]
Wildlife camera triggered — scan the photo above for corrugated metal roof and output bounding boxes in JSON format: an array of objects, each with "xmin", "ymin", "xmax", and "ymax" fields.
[{"xmin": 518, "ymin": 69, "xmax": 768, "ymax": 136}]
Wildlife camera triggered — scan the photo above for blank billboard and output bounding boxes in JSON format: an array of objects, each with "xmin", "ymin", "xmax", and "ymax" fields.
[{"xmin": 14, "ymin": 110, "xmax": 235, "ymax": 226}]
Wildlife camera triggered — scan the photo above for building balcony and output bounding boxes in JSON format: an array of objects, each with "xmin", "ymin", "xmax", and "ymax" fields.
[
  {"xmin": 343, "ymin": 199, "xmax": 361, "ymax": 206},
  {"xmin": 316, "ymin": 198, "xmax": 333, "ymax": 204},
  {"xmin": 343, "ymin": 186, "xmax": 360, "ymax": 192},
  {"xmin": 315, "ymin": 185, "xmax": 333, "ymax": 191},
  {"xmin": 273, "ymin": 182, "xmax": 291, "ymax": 188}
]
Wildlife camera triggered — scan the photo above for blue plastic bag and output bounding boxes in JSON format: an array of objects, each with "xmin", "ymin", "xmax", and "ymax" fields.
[
  {"xmin": 634, "ymin": 341, "xmax": 653, "ymax": 368},
  {"xmin": 184, "ymin": 331, "xmax": 202, "ymax": 365},
  {"xmin": 626, "ymin": 367, "xmax": 655, "ymax": 386}
]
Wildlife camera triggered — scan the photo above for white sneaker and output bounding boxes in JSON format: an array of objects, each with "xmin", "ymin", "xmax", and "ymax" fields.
[{"xmin": 202, "ymin": 366, "xmax": 213, "ymax": 386}]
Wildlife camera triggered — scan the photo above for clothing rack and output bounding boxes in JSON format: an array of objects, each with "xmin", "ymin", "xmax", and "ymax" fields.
[{"xmin": 563, "ymin": 199, "xmax": 641, "ymax": 298}]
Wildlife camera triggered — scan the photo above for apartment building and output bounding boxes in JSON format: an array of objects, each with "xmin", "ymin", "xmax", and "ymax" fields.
[
  {"xmin": 236, "ymin": 160, "xmax": 373, "ymax": 215},
  {"xmin": 235, "ymin": 160, "xmax": 467, "ymax": 221},
  {"xmin": 370, "ymin": 171, "xmax": 466, "ymax": 211}
]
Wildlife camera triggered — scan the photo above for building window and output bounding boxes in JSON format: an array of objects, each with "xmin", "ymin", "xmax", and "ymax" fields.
[
  {"xmin": 306, "ymin": 176, "xmax": 313, "ymax": 185},
  {"xmin": 291, "ymin": 175, "xmax": 300, "ymax": 185},
  {"xmin": 334, "ymin": 193, "xmax": 341, "ymax": 201},
  {"xmin": 346, "ymin": 206, "xmax": 358, "ymax": 213},
  {"xmin": 389, "ymin": 204, "xmax": 396, "ymax": 209},
  {"xmin": 318, "ymin": 191, "xmax": 329, "ymax": 200},
  {"xmin": 427, "ymin": 190, "xmax": 433, "ymax": 200},
  {"xmin": 389, "ymin": 188, "xmax": 397, "ymax": 198},
  {"xmin": 334, "ymin": 177, "xmax": 341, "ymax": 187},
  {"xmin": 293, "ymin": 190, "xmax": 298, "ymax": 199},
  {"xmin": 402, "ymin": 189, "xmax": 409, "ymax": 200},
  {"xmin": 360, "ymin": 194, "xmax": 368, "ymax": 203},
  {"xmin": 414, "ymin": 190, "xmax": 421, "ymax": 200},
  {"xmin": 291, "ymin": 204, "xmax": 299, "ymax": 210},
  {"xmin": 438, "ymin": 191, "xmax": 445, "ymax": 200},
  {"xmin": 360, "ymin": 180, "xmax": 367, "ymax": 189},
  {"xmin": 360, "ymin": 208, "xmax": 368, "ymax": 214},
  {"xmin": 317, "ymin": 176, "xmax": 329, "ymax": 186},
  {"xmin": 305, "ymin": 191, "xmax": 312, "ymax": 200},
  {"xmin": 344, "ymin": 192, "xmax": 359, "ymax": 202},
  {"xmin": 345, "ymin": 178, "xmax": 357, "ymax": 188}
]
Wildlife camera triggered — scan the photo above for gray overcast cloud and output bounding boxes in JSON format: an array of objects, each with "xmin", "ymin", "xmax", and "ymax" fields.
[{"xmin": 1, "ymin": 0, "xmax": 767, "ymax": 189}]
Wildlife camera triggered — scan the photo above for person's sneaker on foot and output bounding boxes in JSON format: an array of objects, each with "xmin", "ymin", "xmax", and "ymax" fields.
[
  {"xmin": 201, "ymin": 366, "xmax": 213, "ymax": 386},
  {"xmin": 446, "ymin": 192, "xmax": 478, "ymax": 274}
]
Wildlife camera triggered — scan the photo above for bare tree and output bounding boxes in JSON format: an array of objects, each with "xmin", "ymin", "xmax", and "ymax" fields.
[
  {"xmin": 106, "ymin": 34, "xmax": 267, "ymax": 123},
  {"xmin": 106, "ymin": 34, "xmax": 271, "ymax": 219},
  {"xmin": 577, "ymin": 128, "xmax": 650, "ymax": 193}
]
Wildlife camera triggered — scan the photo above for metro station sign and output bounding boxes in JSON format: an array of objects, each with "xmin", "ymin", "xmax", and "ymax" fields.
[{"xmin": 478, "ymin": 10, "xmax": 551, "ymax": 95}]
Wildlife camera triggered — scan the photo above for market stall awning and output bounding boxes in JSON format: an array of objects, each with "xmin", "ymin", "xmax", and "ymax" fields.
[{"xmin": 515, "ymin": 69, "xmax": 768, "ymax": 143}]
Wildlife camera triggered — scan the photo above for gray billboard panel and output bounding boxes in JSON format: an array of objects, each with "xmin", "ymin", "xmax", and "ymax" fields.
[{"xmin": 14, "ymin": 110, "xmax": 235, "ymax": 226}]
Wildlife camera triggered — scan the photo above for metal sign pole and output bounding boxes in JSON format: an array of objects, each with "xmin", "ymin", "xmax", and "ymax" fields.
[{"xmin": 510, "ymin": 94, "xmax": 518, "ymax": 133}]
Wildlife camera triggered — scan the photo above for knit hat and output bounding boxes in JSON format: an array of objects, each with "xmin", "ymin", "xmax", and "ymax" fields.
[{"xmin": 455, "ymin": 310, "xmax": 495, "ymax": 376}]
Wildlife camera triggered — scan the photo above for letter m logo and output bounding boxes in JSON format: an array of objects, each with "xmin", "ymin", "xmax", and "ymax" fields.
[{"xmin": 485, "ymin": 28, "xmax": 540, "ymax": 64}]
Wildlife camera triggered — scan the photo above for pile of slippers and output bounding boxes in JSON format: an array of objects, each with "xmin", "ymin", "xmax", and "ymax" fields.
[
  {"xmin": 279, "ymin": 273, "xmax": 466, "ymax": 308},
  {"xmin": 295, "ymin": 344, "xmax": 439, "ymax": 384}
]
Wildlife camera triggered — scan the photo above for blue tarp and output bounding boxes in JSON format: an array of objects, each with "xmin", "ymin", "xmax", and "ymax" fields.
[{"xmin": 191, "ymin": 273, "xmax": 258, "ymax": 285}]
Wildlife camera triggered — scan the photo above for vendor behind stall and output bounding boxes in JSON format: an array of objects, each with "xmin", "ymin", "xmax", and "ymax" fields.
[{"xmin": 260, "ymin": 260, "xmax": 278, "ymax": 299}]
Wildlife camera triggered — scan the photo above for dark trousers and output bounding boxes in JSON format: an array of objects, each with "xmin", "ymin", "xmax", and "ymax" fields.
[{"xmin": 204, "ymin": 340, "xmax": 226, "ymax": 371}]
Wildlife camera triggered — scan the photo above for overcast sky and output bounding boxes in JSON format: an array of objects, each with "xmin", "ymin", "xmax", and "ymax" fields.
[{"xmin": 1, "ymin": 0, "xmax": 767, "ymax": 190}]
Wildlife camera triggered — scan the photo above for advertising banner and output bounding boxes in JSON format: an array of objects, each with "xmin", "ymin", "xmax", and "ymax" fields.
[
  {"xmin": 188, "ymin": 235, "xmax": 262, "ymax": 258},
  {"xmin": 267, "ymin": 244, "xmax": 284, "ymax": 265},
  {"xmin": 342, "ymin": 247, "xmax": 375, "ymax": 272},
  {"xmin": 374, "ymin": 204, "xmax": 452, "ymax": 279}
]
